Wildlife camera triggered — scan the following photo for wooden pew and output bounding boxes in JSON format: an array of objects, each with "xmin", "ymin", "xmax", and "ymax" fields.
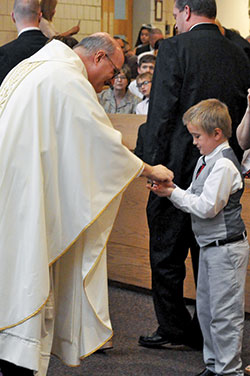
[{"xmin": 107, "ymin": 114, "xmax": 250, "ymax": 312}]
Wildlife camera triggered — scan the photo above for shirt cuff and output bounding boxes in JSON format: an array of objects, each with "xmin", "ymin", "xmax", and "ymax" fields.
[{"xmin": 169, "ymin": 185, "xmax": 186, "ymax": 206}]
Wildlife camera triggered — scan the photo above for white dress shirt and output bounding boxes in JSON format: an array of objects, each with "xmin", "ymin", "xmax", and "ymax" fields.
[{"xmin": 170, "ymin": 142, "xmax": 243, "ymax": 219}]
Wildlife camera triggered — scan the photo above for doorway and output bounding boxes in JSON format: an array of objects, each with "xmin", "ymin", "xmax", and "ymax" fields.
[{"xmin": 101, "ymin": 0, "xmax": 133, "ymax": 47}]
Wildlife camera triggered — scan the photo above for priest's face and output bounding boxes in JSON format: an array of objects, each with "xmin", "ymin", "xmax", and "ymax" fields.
[{"xmin": 95, "ymin": 48, "xmax": 124, "ymax": 92}]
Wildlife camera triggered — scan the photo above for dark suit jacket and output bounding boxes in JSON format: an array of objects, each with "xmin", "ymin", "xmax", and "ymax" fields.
[
  {"xmin": 143, "ymin": 23, "xmax": 250, "ymax": 189},
  {"xmin": 224, "ymin": 28, "xmax": 250, "ymax": 62},
  {"xmin": 0, "ymin": 29, "xmax": 48, "ymax": 85}
]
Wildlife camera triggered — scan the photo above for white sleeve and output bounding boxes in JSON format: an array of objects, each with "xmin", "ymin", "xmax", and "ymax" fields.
[{"xmin": 169, "ymin": 158, "xmax": 243, "ymax": 219}]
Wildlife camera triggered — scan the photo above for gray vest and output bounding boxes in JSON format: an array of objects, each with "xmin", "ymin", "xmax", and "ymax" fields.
[{"xmin": 191, "ymin": 148, "xmax": 245, "ymax": 247}]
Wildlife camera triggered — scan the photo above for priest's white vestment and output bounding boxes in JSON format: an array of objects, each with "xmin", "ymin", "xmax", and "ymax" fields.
[{"xmin": 0, "ymin": 40, "xmax": 143, "ymax": 374}]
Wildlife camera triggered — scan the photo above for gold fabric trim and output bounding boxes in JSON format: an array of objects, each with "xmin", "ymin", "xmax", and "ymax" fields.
[
  {"xmin": 0, "ymin": 61, "xmax": 43, "ymax": 116},
  {"xmin": 0, "ymin": 296, "xmax": 49, "ymax": 331},
  {"xmin": 0, "ymin": 163, "xmax": 143, "ymax": 333},
  {"xmin": 49, "ymin": 162, "xmax": 144, "ymax": 267}
]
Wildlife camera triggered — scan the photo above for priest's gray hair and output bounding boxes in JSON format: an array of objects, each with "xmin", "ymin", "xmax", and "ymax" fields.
[
  {"xmin": 13, "ymin": 0, "xmax": 40, "ymax": 22},
  {"xmin": 175, "ymin": 0, "xmax": 217, "ymax": 19},
  {"xmin": 74, "ymin": 33, "xmax": 116, "ymax": 57}
]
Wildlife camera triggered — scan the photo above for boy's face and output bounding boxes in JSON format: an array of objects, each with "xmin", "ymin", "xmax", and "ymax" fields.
[
  {"xmin": 138, "ymin": 62, "xmax": 155, "ymax": 74},
  {"xmin": 137, "ymin": 78, "xmax": 152, "ymax": 98},
  {"xmin": 187, "ymin": 122, "xmax": 222, "ymax": 156}
]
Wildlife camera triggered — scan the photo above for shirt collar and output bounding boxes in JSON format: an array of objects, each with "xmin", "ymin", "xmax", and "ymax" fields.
[
  {"xmin": 204, "ymin": 141, "xmax": 230, "ymax": 162},
  {"xmin": 18, "ymin": 27, "xmax": 40, "ymax": 36},
  {"xmin": 189, "ymin": 22, "xmax": 215, "ymax": 31}
]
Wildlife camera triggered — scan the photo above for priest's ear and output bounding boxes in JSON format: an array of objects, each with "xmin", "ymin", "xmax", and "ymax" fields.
[{"xmin": 94, "ymin": 50, "xmax": 106, "ymax": 65}]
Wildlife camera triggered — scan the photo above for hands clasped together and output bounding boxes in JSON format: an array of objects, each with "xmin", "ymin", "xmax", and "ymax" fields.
[{"xmin": 143, "ymin": 163, "xmax": 175, "ymax": 198}]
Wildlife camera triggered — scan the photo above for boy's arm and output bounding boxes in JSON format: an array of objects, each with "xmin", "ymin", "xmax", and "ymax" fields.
[{"xmin": 149, "ymin": 158, "xmax": 243, "ymax": 219}]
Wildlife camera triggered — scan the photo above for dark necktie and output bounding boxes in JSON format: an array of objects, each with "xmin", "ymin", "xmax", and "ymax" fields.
[{"xmin": 195, "ymin": 156, "xmax": 206, "ymax": 179}]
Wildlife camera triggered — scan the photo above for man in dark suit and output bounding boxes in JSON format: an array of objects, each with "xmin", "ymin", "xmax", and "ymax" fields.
[
  {"xmin": 139, "ymin": 0, "xmax": 250, "ymax": 355},
  {"xmin": 0, "ymin": 0, "xmax": 48, "ymax": 86}
]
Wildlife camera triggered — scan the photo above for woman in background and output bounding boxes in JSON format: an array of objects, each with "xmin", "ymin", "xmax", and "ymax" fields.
[
  {"xmin": 98, "ymin": 65, "xmax": 141, "ymax": 114},
  {"xmin": 134, "ymin": 24, "xmax": 152, "ymax": 56}
]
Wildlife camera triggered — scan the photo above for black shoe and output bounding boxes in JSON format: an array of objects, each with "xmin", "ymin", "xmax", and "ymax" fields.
[
  {"xmin": 138, "ymin": 331, "xmax": 184, "ymax": 349},
  {"xmin": 195, "ymin": 369, "xmax": 216, "ymax": 376}
]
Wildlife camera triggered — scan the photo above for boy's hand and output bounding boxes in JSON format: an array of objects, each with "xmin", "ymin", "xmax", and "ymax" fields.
[{"xmin": 146, "ymin": 181, "xmax": 175, "ymax": 197}]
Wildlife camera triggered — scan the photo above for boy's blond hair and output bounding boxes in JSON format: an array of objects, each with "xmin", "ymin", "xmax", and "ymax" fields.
[
  {"xmin": 183, "ymin": 98, "xmax": 232, "ymax": 138},
  {"xmin": 136, "ymin": 72, "xmax": 153, "ymax": 84}
]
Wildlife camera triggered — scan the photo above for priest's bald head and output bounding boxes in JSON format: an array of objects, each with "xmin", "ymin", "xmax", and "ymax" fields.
[
  {"xmin": 73, "ymin": 32, "xmax": 124, "ymax": 93},
  {"xmin": 12, "ymin": 0, "xmax": 42, "ymax": 32}
]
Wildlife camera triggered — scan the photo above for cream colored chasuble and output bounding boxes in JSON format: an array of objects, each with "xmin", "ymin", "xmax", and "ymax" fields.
[{"xmin": 0, "ymin": 40, "xmax": 143, "ymax": 372}]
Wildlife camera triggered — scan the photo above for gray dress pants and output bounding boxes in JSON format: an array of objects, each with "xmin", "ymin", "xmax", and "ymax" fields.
[{"xmin": 197, "ymin": 239, "xmax": 249, "ymax": 375}]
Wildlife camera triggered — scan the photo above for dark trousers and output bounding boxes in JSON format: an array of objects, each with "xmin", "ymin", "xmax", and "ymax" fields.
[
  {"xmin": 0, "ymin": 360, "xmax": 33, "ymax": 375},
  {"xmin": 147, "ymin": 194, "xmax": 203, "ymax": 347}
]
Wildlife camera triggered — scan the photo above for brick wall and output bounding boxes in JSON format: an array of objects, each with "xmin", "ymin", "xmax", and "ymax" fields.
[{"xmin": 0, "ymin": 0, "xmax": 102, "ymax": 46}]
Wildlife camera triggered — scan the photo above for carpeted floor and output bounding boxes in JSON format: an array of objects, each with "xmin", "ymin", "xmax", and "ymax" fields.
[{"xmin": 47, "ymin": 283, "xmax": 250, "ymax": 376}]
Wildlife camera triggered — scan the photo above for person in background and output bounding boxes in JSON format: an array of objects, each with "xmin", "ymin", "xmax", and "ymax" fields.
[
  {"xmin": 149, "ymin": 98, "xmax": 249, "ymax": 376},
  {"xmin": 48, "ymin": 35, "xmax": 79, "ymax": 48},
  {"xmin": 237, "ymin": 89, "xmax": 250, "ymax": 376},
  {"xmin": 128, "ymin": 54, "xmax": 156, "ymax": 99},
  {"xmin": 39, "ymin": 0, "xmax": 80, "ymax": 39},
  {"xmin": 134, "ymin": 72, "xmax": 153, "ymax": 161},
  {"xmin": 136, "ymin": 72, "xmax": 152, "ymax": 115},
  {"xmin": 215, "ymin": 19, "xmax": 250, "ymax": 61},
  {"xmin": 137, "ymin": 28, "xmax": 164, "ymax": 61},
  {"xmin": 114, "ymin": 36, "xmax": 138, "ymax": 78},
  {"xmin": 98, "ymin": 64, "xmax": 141, "ymax": 114},
  {"xmin": 134, "ymin": 24, "xmax": 152, "ymax": 56},
  {"xmin": 0, "ymin": 0, "xmax": 48, "ymax": 86},
  {"xmin": 0, "ymin": 32, "xmax": 172, "ymax": 376},
  {"xmin": 139, "ymin": 0, "xmax": 250, "ymax": 352}
]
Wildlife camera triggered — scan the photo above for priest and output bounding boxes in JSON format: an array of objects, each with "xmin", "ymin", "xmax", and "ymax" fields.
[{"xmin": 0, "ymin": 33, "xmax": 173, "ymax": 375}]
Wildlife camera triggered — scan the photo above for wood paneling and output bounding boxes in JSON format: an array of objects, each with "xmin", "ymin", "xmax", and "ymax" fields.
[
  {"xmin": 107, "ymin": 114, "xmax": 250, "ymax": 312},
  {"xmin": 101, "ymin": 0, "xmax": 133, "ymax": 47},
  {"xmin": 108, "ymin": 114, "xmax": 146, "ymax": 150}
]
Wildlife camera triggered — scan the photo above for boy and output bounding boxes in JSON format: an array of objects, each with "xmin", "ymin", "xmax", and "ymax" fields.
[
  {"xmin": 135, "ymin": 72, "xmax": 152, "ymax": 115},
  {"xmin": 128, "ymin": 54, "xmax": 156, "ymax": 98},
  {"xmin": 149, "ymin": 99, "xmax": 249, "ymax": 376}
]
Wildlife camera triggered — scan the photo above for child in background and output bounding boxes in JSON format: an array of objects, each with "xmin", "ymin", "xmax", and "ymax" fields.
[
  {"xmin": 136, "ymin": 72, "xmax": 152, "ymax": 115},
  {"xmin": 149, "ymin": 99, "xmax": 249, "ymax": 376},
  {"xmin": 128, "ymin": 54, "xmax": 156, "ymax": 98}
]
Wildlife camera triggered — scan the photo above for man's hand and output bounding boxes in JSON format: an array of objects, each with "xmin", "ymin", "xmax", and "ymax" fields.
[{"xmin": 142, "ymin": 163, "xmax": 174, "ymax": 182}]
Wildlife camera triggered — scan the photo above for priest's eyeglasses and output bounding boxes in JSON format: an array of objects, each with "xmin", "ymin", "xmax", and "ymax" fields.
[{"xmin": 105, "ymin": 54, "xmax": 120, "ymax": 79}]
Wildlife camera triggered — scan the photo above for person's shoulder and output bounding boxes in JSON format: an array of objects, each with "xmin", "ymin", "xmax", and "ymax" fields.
[
  {"xmin": 0, "ymin": 37, "xmax": 18, "ymax": 51},
  {"xmin": 159, "ymin": 34, "xmax": 187, "ymax": 50},
  {"xmin": 98, "ymin": 87, "xmax": 112, "ymax": 100},
  {"xmin": 19, "ymin": 29, "xmax": 48, "ymax": 41},
  {"xmin": 128, "ymin": 80, "xmax": 136, "ymax": 89}
]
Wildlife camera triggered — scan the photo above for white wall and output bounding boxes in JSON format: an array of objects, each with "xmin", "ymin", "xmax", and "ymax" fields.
[{"xmin": 216, "ymin": 0, "xmax": 249, "ymax": 37}]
